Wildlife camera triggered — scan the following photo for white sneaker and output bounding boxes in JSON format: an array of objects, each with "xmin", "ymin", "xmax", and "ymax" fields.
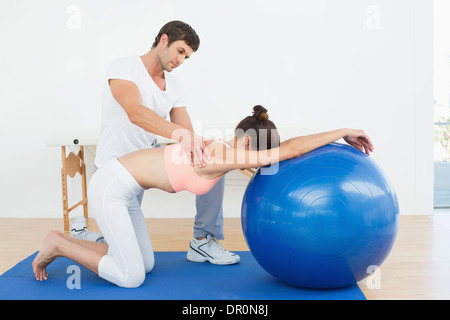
[
  {"xmin": 70, "ymin": 215, "xmax": 87, "ymax": 237},
  {"xmin": 187, "ymin": 234, "xmax": 240, "ymax": 265},
  {"xmin": 70, "ymin": 215, "xmax": 106, "ymax": 243}
]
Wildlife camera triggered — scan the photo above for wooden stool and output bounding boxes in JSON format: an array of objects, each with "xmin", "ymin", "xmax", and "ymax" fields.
[
  {"xmin": 238, "ymin": 168, "xmax": 256, "ymax": 178},
  {"xmin": 47, "ymin": 131, "xmax": 98, "ymax": 235},
  {"xmin": 60, "ymin": 145, "xmax": 88, "ymax": 235}
]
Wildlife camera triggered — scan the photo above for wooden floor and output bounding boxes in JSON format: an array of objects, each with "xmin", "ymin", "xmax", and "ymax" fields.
[{"xmin": 2, "ymin": 215, "xmax": 450, "ymax": 300}]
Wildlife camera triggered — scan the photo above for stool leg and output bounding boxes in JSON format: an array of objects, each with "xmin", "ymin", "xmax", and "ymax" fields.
[
  {"xmin": 61, "ymin": 146, "xmax": 70, "ymax": 235},
  {"xmin": 79, "ymin": 146, "xmax": 89, "ymax": 223}
]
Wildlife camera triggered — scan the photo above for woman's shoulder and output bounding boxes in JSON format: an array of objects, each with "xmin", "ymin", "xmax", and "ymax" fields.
[
  {"xmin": 205, "ymin": 140, "xmax": 231, "ymax": 157},
  {"xmin": 208, "ymin": 139, "xmax": 232, "ymax": 149}
]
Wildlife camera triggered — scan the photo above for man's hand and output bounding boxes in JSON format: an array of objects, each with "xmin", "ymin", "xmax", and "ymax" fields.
[{"xmin": 174, "ymin": 128, "xmax": 211, "ymax": 167}]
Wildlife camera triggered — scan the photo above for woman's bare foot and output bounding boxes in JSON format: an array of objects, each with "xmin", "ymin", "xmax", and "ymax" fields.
[{"xmin": 32, "ymin": 230, "xmax": 63, "ymax": 281}]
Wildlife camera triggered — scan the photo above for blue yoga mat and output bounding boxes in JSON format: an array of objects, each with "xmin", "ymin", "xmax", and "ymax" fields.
[{"xmin": 0, "ymin": 251, "xmax": 365, "ymax": 300}]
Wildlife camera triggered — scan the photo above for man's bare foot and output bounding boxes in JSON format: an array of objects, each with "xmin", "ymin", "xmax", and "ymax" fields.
[{"xmin": 32, "ymin": 230, "xmax": 63, "ymax": 281}]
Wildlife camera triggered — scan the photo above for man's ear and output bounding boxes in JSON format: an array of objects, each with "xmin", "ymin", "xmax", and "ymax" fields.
[{"xmin": 160, "ymin": 34, "xmax": 169, "ymax": 46}]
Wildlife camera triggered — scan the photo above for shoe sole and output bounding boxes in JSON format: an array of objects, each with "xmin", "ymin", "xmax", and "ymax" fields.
[{"xmin": 186, "ymin": 250, "xmax": 240, "ymax": 265}]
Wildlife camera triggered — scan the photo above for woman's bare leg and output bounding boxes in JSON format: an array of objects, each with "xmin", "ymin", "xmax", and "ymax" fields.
[
  {"xmin": 32, "ymin": 230, "xmax": 105, "ymax": 281},
  {"xmin": 61, "ymin": 231, "xmax": 109, "ymax": 254}
]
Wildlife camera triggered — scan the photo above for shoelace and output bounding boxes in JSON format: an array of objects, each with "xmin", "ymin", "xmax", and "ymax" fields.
[{"xmin": 206, "ymin": 236, "xmax": 226, "ymax": 252}]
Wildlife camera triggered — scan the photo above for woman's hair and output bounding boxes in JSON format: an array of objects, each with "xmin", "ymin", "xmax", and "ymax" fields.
[
  {"xmin": 235, "ymin": 105, "xmax": 280, "ymax": 150},
  {"xmin": 152, "ymin": 20, "xmax": 200, "ymax": 52}
]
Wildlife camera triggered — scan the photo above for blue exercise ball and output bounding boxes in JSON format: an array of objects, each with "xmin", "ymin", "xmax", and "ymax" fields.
[{"xmin": 241, "ymin": 143, "xmax": 399, "ymax": 289}]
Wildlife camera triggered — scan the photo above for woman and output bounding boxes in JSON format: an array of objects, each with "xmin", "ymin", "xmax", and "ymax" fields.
[{"xmin": 32, "ymin": 106, "xmax": 373, "ymax": 288}]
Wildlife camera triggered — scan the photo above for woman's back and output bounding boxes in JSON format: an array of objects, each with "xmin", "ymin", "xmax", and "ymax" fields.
[
  {"xmin": 117, "ymin": 142, "xmax": 230, "ymax": 193},
  {"xmin": 118, "ymin": 147, "xmax": 174, "ymax": 192}
]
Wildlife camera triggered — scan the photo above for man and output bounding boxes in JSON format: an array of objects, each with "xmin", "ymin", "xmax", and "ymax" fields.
[{"xmin": 72, "ymin": 21, "xmax": 239, "ymax": 265}]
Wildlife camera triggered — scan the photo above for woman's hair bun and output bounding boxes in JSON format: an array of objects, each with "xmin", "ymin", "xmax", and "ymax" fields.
[{"xmin": 252, "ymin": 105, "xmax": 269, "ymax": 120}]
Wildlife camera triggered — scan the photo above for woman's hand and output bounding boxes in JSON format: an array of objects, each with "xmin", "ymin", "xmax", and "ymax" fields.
[{"xmin": 343, "ymin": 129, "xmax": 374, "ymax": 156}]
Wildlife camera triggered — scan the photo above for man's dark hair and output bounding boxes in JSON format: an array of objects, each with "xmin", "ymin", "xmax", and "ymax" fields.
[{"xmin": 152, "ymin": 20, "xmax": 200, "ymax": 52}]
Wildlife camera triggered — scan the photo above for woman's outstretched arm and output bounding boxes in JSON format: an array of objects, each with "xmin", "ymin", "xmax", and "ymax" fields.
[
  {"xmin": 212, "ymin": 128, "xmax": 374, "ymax": 172},
  {"xmin": 279, "ymin": 128, "xmax": 373, "ymax": 158}
]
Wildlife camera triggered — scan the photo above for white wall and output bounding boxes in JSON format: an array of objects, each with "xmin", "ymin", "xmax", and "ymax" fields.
[
  {"xmin": 0, "ymin": 0, "xmax": 433, "ymax": 219},
  {"xmin": 434, "ymin": 0, "xmax": 450, "ymax": 108}
]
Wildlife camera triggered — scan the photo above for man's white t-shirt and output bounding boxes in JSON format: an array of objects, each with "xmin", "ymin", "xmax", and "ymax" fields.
[{"xmin": 95, "ymin": 55, "xmax": 186, "ymax": 168}]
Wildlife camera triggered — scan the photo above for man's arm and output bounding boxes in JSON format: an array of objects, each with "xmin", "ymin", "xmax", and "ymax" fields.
[
  {"xmin": 109, "ymin": 79, "xmax": 185, "ymax": 140},
  {"xmin": 169, "ymin": 106, "xmax": 211, "ymax": 163},
  {"xmin": 109, "ymin": 78, "xmax": 208, "ymax": 166},
  {"xmin": 169, "ymin": 106, "xmax": 194, "ymax": 132}
]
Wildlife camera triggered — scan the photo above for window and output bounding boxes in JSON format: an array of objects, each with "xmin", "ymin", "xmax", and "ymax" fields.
[{"xmin": 434, "ymin": 0, "xmax": 450, "ymax": 207}]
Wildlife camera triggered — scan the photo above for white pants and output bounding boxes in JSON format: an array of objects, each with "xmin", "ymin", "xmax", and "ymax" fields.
[{"xmin": 88, "ymin": 159, "xmax": 154, "ymax": 288}]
